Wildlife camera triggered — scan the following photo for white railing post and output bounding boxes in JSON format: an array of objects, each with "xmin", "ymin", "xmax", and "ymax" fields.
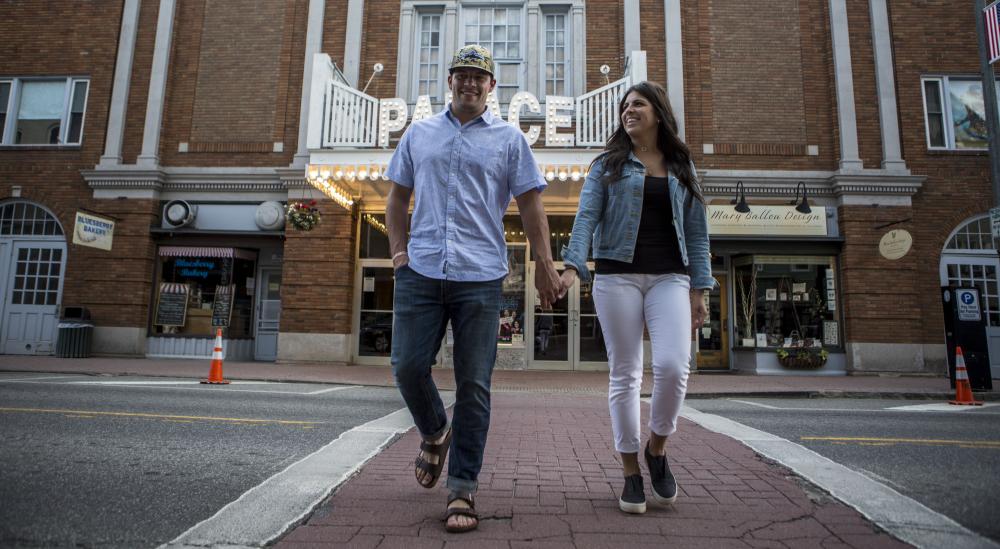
[{"xmin": 307, "ymin": 53, "xmax": 334, "ymax": 150}]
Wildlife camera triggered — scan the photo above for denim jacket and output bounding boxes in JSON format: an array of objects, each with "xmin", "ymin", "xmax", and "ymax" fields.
[{"xmin": 560, "ymin": 154, "xmax": 715, "ymax": 290}]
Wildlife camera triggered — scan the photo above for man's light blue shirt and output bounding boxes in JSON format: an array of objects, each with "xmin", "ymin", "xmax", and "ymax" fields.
[{"xmin": 386, "ymin": 106, "xmax": 546, "ymax": 282}]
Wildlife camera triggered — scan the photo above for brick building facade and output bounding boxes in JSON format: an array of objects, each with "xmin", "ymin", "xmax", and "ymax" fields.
[{"xmin": 0, "ymin": 0, "xmax": 992, "ymax": 378}]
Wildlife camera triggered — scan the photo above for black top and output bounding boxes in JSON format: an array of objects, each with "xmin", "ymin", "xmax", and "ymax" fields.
[{"xmin": 595, "ymin": 175, "xmax": 687, "ymax": 276}]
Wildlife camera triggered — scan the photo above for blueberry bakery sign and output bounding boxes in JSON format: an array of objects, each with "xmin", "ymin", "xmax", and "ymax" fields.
[{"xmin": 73, "ymin": 211, "xmax": 115, "ymax": 251}]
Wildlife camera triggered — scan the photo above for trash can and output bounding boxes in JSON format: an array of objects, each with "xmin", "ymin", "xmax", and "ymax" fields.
[{"xmin": 57, "ymin": 307, "xmax": 93, "ymax": 358}]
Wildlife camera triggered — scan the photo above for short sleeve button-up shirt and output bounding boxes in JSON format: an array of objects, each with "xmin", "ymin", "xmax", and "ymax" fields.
[{"xmin": 385, "ymin": 106, "xmax": 546, "ymax": 282}]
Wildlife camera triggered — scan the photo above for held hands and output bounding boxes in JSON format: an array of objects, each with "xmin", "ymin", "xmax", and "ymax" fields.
[{"xmin": 535, "ymin": 260, "xmax": 563, "ymax": 310}]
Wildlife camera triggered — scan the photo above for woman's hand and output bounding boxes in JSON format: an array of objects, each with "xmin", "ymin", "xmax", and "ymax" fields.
[
  {"xmin": 690, "ymin": 289, "xmax": 707, "ymax": 328},
  {"xmin": 559, "ymin": 268, "xmax": 578, "ymax": 299}
]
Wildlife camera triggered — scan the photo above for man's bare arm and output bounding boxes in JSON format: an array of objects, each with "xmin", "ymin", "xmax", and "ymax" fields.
[{"xmin": 386, "ymin": 182, "xmax": 413, "ymax": 269}]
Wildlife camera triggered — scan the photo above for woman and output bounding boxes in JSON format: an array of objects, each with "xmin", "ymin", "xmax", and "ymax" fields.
[{"xmin": 560, "ymin": 81, "xmax": 713, "ymax": 514}]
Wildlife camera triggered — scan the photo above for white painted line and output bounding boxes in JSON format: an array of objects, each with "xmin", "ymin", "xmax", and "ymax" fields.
[
  {"xmin": 724, "ymin": 399, "xmax": 998, "ymax": 414},
  {"xmin": 680, "ymin": 404, "xmax": 1000, "ymax": 549},
  {"xmin": 728, "ymin": 399, "xmax": 783, "ymax": 409},
  {"xmin": 306, "ymin": 385, "xmax": 361, "ymax": 395},
  {"xmin": 161, "ymin": 393, "xmax": 457, "ymax": 549},
  {"xmin": 886, "ymin": 402, "xmax": 1000, "ymax": 412},
  {"xmin": 69, "ymin": 380, "xmax": 279, "ymax": 385},
  {"xmin": 0, "ymin": 375, "xmax": 79, "ymax": 383}
]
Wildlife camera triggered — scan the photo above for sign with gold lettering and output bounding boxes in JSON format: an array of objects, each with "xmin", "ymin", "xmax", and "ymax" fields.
[
  {"xmin": 706, "ymin": 206, "xmax": 827, "ymax": 236},
  {"xmin": 878, "ymin": 229, "xmax": 913, "ymax": 260}
]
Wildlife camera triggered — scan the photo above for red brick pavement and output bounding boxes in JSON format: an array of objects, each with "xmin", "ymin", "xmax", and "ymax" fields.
[{"xmin": 276, "ymin": 393, "xmax": 912, "ymax": 549}]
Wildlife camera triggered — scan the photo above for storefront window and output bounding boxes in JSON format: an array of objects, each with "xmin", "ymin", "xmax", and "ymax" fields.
[
  {"xmin": 360, "ymin": 213, "xmax": 391, "ymax": 259},
  {"xmin": 499, "ymin": 245, "xmax": 526, "ymax": 346},
  {"xmin": 503, "ymin": 214, "xmax": 576, "ymax": 260},
  {"xmin": 152, "ymin": 248, "xmax": 257, "ymax": 338},
  {"xmin": 733, "ymin": 255, "xmax": 840, "ymax": 349}
]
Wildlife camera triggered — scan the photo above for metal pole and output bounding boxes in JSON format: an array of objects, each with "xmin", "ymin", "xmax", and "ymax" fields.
[{"xmin": 975, "ymin": 0, "xmax": 1000, "ymax": 207}]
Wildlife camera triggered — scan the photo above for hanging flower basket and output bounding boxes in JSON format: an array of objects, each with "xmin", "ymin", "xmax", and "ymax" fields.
[
  {"xmin": 286, "ymin": 201, "xmax": 321, "ymax": 231},
  {"xmin": 776, "ymin": 348, "xmax": 829, "ymax": 369}
]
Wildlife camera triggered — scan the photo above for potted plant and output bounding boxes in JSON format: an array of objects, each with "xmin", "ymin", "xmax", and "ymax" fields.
[
  {"xmin": 776, "ymin": 347, "xmax": 829, "ymax": 369},
  {"xmin": 286, "ymin": 200, "xmax": 321, "ymax": 231},
  {"xmin": 736, "ymin": 267, "xmax": 758, "ymax": 347}
]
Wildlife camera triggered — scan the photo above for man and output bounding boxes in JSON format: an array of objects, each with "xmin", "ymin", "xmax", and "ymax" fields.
[{"xmin": 385, "ymin": 44, "xmax": 562, "ymax": 533}]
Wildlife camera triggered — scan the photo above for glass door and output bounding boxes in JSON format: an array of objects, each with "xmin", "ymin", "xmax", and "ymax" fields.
[
  {"xmin": 253, "ymin": 268, "xmax": 281, "ymax": 361},
  {"xmin": 696, "ymin": 274, "xmax": 729, "ymax": 370},
  {"xmin": 356, "ymin": 262, "xmax": 395, "ymax": 364},
  {"xmin": 527, "ymin": 262, "xmax": 608, "ymax": 370}
]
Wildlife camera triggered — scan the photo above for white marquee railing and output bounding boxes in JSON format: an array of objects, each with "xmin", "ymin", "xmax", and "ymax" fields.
[
  {"xmin": 574, "ymin": 76, "xmax": 630, "ymax": 147},
  {"xmin": 308, "ymin": 51, "xmax": 648, "ymax": 150},
  {"xmin": 323, "ymin": 80, "xmax": 378, "ymax": 148}
]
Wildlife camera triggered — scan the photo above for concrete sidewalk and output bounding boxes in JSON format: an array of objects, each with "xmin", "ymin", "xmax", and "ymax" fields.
[
  {"xmin": 0, "ymin": 355, "xmax": 975, "ymax": 400},
  {"xmin": 276, "ymin": 393, "xmax": 912, "ymax": 549}
]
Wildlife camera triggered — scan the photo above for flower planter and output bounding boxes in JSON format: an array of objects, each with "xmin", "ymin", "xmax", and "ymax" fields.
[
  {"xmin": 286, "ymin": 201, "xmax": 321, "ymax": 231},
  {"xmin": 777, "ymin": 351, "xmax": 827, "ymax": 369}
]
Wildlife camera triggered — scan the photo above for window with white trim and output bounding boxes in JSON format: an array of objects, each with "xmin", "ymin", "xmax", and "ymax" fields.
[
  {"xmin": 416, "ymin": 13, "xmax": 444, "ymax": 101},
  {"xmin": 922, "ymin": 76, "xmax": 1000, "ymax": 151},
  {"xmin": 463, "ymin": 5, "xmax": 523, "ymax": 104},
  {"xmin": 0, "ymin": 81, "xmax": 10, "ymax": 143},
  {"xmin": 543, "ymin": 12, "xmax": 568, "ymax": 96},
  {"xmin": 0, "ymin": 77, "xmax": 89, "ymax": 146}
]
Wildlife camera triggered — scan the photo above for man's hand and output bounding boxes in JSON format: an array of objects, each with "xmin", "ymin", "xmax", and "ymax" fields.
[
  {"xmin": 392, "ymin": 251, "xmax": 409, "ymax": 270},
  {"xmin": 535, "ymin": 259, "xmax": 562, "ymax": 309},
  {"xmin": 690, "ymin": 289, "xmax": 708, "ymax": 329}
]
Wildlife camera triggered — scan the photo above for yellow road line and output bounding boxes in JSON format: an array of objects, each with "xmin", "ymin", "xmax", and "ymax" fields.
[
  {"xmin": 802, "ymin": 436, "xmax": 1000, "ymax": 448},
  {"xmin": 0, "ymin": 407, "xmax": 323, "ymax": 425}
]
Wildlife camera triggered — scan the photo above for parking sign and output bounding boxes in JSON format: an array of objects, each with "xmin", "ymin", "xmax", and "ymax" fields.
[{"xmin": 956, "ymin": 288, "xmax": 982, "ymax": 321}]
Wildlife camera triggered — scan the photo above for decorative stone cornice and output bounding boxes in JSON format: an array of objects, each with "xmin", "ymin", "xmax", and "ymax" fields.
[
  {"xmin": 81, "ymin": 168, "xmax": 166, "ymax": 190},
  {"xmin": 701, "ymin": 169, "xmax": 925, "ymax": 203}
]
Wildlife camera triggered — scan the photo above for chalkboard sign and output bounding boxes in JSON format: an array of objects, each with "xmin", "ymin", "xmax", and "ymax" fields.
[
  {"xmin": 212, "ymin": 284, "xmax": 235, "ymax": 327},
  {"xmin": 154, "ymin": 283, "xmax": 189, "ymax": 327}
]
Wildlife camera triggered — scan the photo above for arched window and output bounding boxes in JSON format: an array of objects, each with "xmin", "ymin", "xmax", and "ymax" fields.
[
  {"xmin": 944, "ymin": 215, "xmax": 995, "ymax": 253},
  {"xmin": 0, "ymin": 200, "xmax": 64, "ymax": 237}
]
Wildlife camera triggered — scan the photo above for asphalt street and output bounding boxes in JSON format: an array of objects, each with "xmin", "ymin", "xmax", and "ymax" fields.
[
  {"xmin": 685, "ymin": 397, "xmax": 1000, "ymax": 542},
  {"xmin": 0, "ymin": 373, "xmax": 407, "ymax": 549}
]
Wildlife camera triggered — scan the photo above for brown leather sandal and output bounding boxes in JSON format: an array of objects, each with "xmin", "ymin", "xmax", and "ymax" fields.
[
  {"xmin": 414, "ymin": 427, "xmax": 452, "ymax": 489},
  {"xmin": 445, "ymin": 492, "xmax": 479, "ymax": 533}
]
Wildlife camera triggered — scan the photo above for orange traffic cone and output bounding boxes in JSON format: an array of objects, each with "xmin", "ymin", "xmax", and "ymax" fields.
[
  {"xmin": 949, "ymin": 346, "xmax": 982, "ymax": 406},
  {"xmin": 201, "ymin": 328, "xmax": 230, "ymax": 385}
]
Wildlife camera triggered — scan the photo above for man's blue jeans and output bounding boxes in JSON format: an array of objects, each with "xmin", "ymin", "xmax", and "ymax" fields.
[{"xmin": 391, "ymin": 265, "xmax": 502, "ymax": 494}]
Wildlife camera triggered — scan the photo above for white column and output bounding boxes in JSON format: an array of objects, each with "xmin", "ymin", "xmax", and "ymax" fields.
[
  {"xmin": 343, "ymin": 0, "xmax": 365, "ymax": 87},
  {"xmin": 444, "ymin": 4, "xmax": 458, "ymax": 90},
  {"xmin": 623, "ymin": 0, "xmax": 641, "ymax": 58},
  {"xmin": 396, "ymin": 5, "xmax": 415, "ymax": 101},
  {"xmin": 527, "ymin": 5, "xmax": 540, "ymax": 96},
  {"xmin": 572, "ymin": 5, "xmax": 585, "ymax": 95},
  {"xmin": 100, "ymin": 0, "xmax": 141, "ymax": 167},
  {"xmin": 829, "ymin": 0, "xmax": 863, "ymax": 171},
  {"xmin": 137, "ymin": 0, "xmax": 177, "ymax": 168},
  {"xmin": 664, "ymin": 0, "xmax": 685, "ymax": 140},
  {"xmin": 293, "ymin": 0, "xmax": 326, "ymax": 167},
  {"xmin": 869, "ymin": 0, "xmax": 907, "ymax": 173}
]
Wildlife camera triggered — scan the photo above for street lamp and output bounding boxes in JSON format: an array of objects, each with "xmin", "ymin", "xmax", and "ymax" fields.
[{"xmin": 731, "ymin": 181, "xmax": 750, "ymax": 213}]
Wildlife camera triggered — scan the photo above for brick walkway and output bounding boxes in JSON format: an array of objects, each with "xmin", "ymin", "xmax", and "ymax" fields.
[{"xmin": 276, "ymin": 393, "xmax": 911, "ymax": 549}]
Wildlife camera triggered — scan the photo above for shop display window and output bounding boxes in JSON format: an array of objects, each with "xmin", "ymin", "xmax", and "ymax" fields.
[
  {"xmin": 733, "ymin": 255, "xmax": 841, "ymax": 349},
  {"xmin": 152, "ymin": 250, "xmax": 256, "ymax": 338},
  {"xmin": 499, "ymin": 245, "xmax": 526, "ymax": 346}
]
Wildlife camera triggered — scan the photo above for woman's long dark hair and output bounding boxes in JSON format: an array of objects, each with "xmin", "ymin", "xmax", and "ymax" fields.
[{"xmin": 590, "ymin": 81, "xmax": 702, "ymax": 203}]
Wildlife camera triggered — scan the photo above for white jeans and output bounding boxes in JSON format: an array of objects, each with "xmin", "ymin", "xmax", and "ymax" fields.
[{"xmin": 593, "ymin": 273, "xmax": 692, "ymax": 454}]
